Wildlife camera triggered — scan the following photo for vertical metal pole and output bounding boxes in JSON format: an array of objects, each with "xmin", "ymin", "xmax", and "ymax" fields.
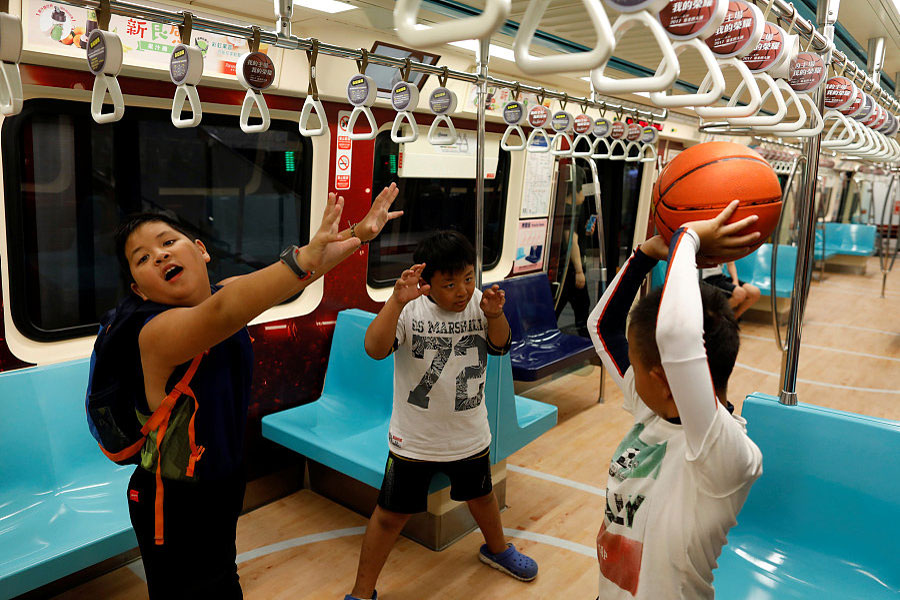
[
  {"xmin": 866, "ymin": 37, "xmax": 885, "ymax": 87},
  {"xmin": 475, "ymin": 38, "xmax": 489, "ymax": 288},
  {"xmin": 778, "ymin": 0, "xmax": 840, "ymax": 406}
]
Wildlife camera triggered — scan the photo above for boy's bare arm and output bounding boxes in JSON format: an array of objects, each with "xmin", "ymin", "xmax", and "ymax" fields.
[
  {"xmin": 726, "ymin": 261, "xmax": 739, "ymax": 282},
  {"xmin": 480, "ymin": 285, "xmax": 510, "ymax": 350},
  {"xmin": 365, "ymin": 263, "xmax": 430, "ymax": 359},
  {"xmin": 141, "ymin": 186, "xmax": 401, "ymax": 370}
]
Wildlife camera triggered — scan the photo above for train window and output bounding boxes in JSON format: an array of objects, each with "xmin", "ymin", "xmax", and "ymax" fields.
[
  {"xmin": 368, "ymin": 131, "xmax": 510, "ymax": 287},
  {"xmin": 2, "ymin": 100, "xmax": 312, "ymax": 342}
]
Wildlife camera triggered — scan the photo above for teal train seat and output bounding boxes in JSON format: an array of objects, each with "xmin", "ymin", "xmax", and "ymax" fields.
[
  {"xmin": 815, "ymin": 223, "xmax": 877, "ymax": 257},
  {"xmin": 0, "ymin": 360, "xmax": 136, "ymax": 600},
  {"xmin": 493, "ymin": 273, "xmax": 597, "ymax": 382},
  {"xmin": 714, "ymin": 393, "xmax": 900, "ymax": 598},
  {"xmin": 261, "ymin": 309, "xmax": 558, "ymax": 491},
  {"xmin": 732, "ymin": 244, "xmax": 797, "ymax": 299}
]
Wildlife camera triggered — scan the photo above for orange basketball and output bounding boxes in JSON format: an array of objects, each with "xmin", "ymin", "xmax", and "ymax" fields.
[{"xmin": 652, "ymin": 141, "xmax": 782, "ymax": 261}]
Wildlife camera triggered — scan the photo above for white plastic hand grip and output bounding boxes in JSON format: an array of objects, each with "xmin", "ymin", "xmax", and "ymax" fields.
[
  {"xmin": 774, "ymin": 94, "xmax": 822, "ymax": 138},
  {"xmin": 754, "ymin": 83, "xmax": 805, "ymax": 133},
  {"xmin": 694, "ymin": 58, "xmax": 760, "ymax": 118},
  {"xmin": 640, "ymin": 143, "xmax": 657, "ymax": 162},
  {"xmin": 572, "ymin": 133, "xmax": 593, "ymax": 157},
  {"xmin": 501, "ymin": 124, "xmax": 526, "ymax": 151},
  {"xmin": 514, "ymin": 0, "xmax": 613, "ymax": 75},
  {"xmin": 592, "ymin": 11, "xmax": 679, "ymax": 94},
  {"xmin": 821, "ymin": 110, "xmax": 855, "ymax": 148},
  {"xmin": 347, "ymin": 105, "xmax": 378, "ymax": 141},
  {"xmin": 609, "ymin": 138, "xmax": 627, "ymax": 160},
  {"xmin": 550, "ymin": 131, "xmax": 573, "ymax": 156},
  {"xmin": 91, "ymin": 73, "xmax": 125, "ymax": 124},
  {"xmin": 842, "ymin": 120, "xmax": 871, "ymax": 153},
  {"xmin": 391, "ymin": 111, "xmax": 418, "ymax": 143},
  {"xmin": 171, "ymin": 85, "xmax": 202, "ymax": 129},
  {"xmin": 0, "ymin": 61, "xmax": 22, "ymax": 116},
  {"xmin": 726, "ymin": 73, "xmax": 785, "ymax": 126},
  {"xmin": 591, "ymin": 136, "xmax": 611, "ymax": 159},
  {"xmin": 394, "ymin": 0, "xmax": 511, "ymax": 47},
  {"xmin": 299, "ymin": 96, "xmax": 328, "ymax": 137},
  {"xmin": 649, "ymin": 38, "xmax": 724, "ymax": 107},
  {"xmin": 428, "ymin": 115, "xmax": 457, "ymax": 145},
  {"xmin": 624, "ymin": 140, "xmax": 643, "ymax": 162},
  {"xmin": 240, "ymin": 89, "xmax": 271, "ymax": 133},
  {"xmin": 526, "ymin": 128, "xmax": 550, "ymax": 153}
]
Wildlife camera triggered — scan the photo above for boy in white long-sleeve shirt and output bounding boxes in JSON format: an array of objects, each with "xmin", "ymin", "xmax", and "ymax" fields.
[{"xmin": 587, "ymin": 201, "xmax": 763, "ymax": 599}]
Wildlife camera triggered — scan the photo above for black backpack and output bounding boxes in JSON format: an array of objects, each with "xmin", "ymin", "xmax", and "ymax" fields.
[{"xmin": 85, "ymin": 295, "xmax": 203, "ymax": 465}]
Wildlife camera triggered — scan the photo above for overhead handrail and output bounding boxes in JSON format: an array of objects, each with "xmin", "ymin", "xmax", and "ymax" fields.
[
  {"xmin": 394, "ymin": 0, "xmax": 511, "ymax": 47},
  {"xmin": 299, "ymin": 39, "xmax": 327, "ymax": 137},
  {"xmin": 726, "ymin": 74, "xmax": 787, "ymax": 126},
  {"xmin": 514, "ymin": 0, "xmax": 614, "ymax": 75},
  {"xmin": 0, "ymin": 1, "xmax": 23, "ymax": 116},
  {"xmin": 346, "ymin": 49, "xmax": 378, "ymax": 141},
  {"xmin": 86, "ymin": 0, "xmax": 124, "ymax": 124},
  {"xmin": 390, "ymin": 59, "xmax": 420, "ymax": 143},
  {"xmin": 500, "ymin": 94, "xmax": 526, "ymax": 151},
  {"xmin": 237, "ymin": 28, "xmax": 273, "ymax": 133},
  {"xmin": 549, "ymin": 97, "xmax": 573, "ymax": 156},
  {"xmin": 592, "ymin": 5, "xmax": 679, "ymax": 94},
  {"xmin": 526, "ymin": 90, "xmax": 551, "ymax": 153},
  {"xmin": 170, "ymin": 13, "xmax": 203, "ymax": 129},
  {"xmin": 427, "ymin": 68, "xmax": 458, "ymax": 146},
  {"xmin": 771, "ymin": 154, "xmax": 806, "ymax": 352}
]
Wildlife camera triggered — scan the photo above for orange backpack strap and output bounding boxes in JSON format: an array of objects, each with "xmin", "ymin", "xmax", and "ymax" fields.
[{"xmin": 142, "ymin": 352, "xmax": 205, "ymax": 546}]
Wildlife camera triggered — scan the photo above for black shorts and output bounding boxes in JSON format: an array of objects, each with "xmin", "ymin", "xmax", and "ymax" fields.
[
  {"xmin": 377, "ymin": 446, "xmax": 493, "ymax": 514},
  {"xmin": 703, "ymin": 274, "xmax": 745, "ymax": 296}
]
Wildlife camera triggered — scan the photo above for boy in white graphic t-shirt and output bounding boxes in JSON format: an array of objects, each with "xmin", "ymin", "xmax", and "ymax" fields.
[
  {"xmin": 588, "ymin": 202, "xmax": 763, "ymax": 599},
  {"xmin": 345, "ymin": 231, "xmax": 537, "ymax": 600}
]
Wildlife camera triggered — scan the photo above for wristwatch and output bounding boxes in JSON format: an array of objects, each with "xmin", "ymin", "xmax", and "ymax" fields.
[{"xmin": 279, "ymin": 245, "xmax": 314, "ymax": 281}]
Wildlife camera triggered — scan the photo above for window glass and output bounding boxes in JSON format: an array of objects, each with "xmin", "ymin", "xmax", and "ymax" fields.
[
  {"xmin": 368, "ymin": 131, "xmax": 510, "ymax": 287},
  {"xmin": 3, "ymin": 100, "xmax": 311, "ymax": 341}
]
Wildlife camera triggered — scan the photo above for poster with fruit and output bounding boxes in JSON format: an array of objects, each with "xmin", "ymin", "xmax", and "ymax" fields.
[{"xmin": 27, "ymin": 1, "xmax": 282, "ymax": 82}]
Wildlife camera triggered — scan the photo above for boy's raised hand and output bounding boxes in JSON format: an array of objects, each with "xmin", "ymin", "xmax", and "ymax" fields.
[
  {"xmin": 639, "ymin": 235, "xmax": 669, "ymax": 261},
  {"xmin": 393, "ymin": 263, "xmax": 430, "ymax": 305},
  {"xmin": 683, "ymin": 200, "xmax": 761, "ymax": 262},
  {"xmin": 299, "ymin": 193, "xmax": 361, "ymax": 273},
  {"xmin": 480, "ymin": 284, "xmax": 505, "ymax": 319},
  {"xmin": 357, "ymin": 183, "xmax": 403, "ymax": 242}
]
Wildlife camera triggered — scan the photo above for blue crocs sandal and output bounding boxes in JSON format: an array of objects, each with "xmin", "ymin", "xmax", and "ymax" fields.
[
  {"xmin": 479, "ymin": 543, "xmax": 538, "ymax": 582},
  {"xmin": 343, "ymin": 592, "xmax": 376, "ymax": 600}
]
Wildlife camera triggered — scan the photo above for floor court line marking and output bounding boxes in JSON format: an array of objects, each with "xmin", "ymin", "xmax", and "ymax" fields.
[
  {"xmin": 812, "ymin": 285, "xmax": 900, "ymax": 299},
  {"xmin": 503, "ymin": 528, "xmax": 596, "ymax": 558},
  {"xmin": 804, "ymin": 321, "xmax": 899, "ymax": 336},
  {"xmin": 740, "ymin": 334, "xmax": 900, "ymax": 363},
  {"xmin": 734, "ymin": 362, "xmax": 900, "ymax": 394},
  {"xmin": 507, "ymin": 464, "xmax": 606, "ymax": 497},
  {"xmin": 236, "ymin": 527, "xmax": 366, "ymax": 564},
  {"xmin": 820, "ymin": 282, "xmax": 900, "ymax": 297}
]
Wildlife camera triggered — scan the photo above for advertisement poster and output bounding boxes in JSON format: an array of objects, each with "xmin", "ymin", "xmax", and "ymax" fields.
[
  {"xmin": 513, "ymin": 218, "xmax": 548, "ymax": 274},
  {"xmin": 520, "ymin": 148, "xmax": 554, "ymax": 218},
  {"xmin": 27, "ymin": 1, "xmax": 280, "ymax": 81},
  {"xmin": 465, "ymin": 83, "xmax": 552, "ymax": 116}
]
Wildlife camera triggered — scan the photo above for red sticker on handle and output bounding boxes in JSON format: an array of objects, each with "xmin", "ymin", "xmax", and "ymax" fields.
[
  {"xmin": 610, "ymin": 121, "xmax": 627, "ymax": 139},
  {"xmin": 789, "ymin": 52, "xmax": 826, "ymax": 93},
  {"xmin": 528, "ymin": 105, "xmax": 550, "ymax": 128},
  {"xmin": 741, "ymin": 22, "xmax": 785, "ymax": 73}
]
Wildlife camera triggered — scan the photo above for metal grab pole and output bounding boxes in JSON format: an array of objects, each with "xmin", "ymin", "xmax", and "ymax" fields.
[
  {"xmin": 475, "ymin": 39, "xmax": 489, "ymax": 288},
  {"xmin": 778, "ymin": 0, "xmax": 840, "ymax": 406},
  {"xmin": 879, "ymin": 175, "xmax": 899, "ymax": 298}
]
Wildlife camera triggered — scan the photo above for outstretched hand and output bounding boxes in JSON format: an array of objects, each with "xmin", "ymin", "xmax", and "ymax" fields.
[
  {"xmin": 299, "ymin": 193, "xmax": 361, "ymax": 273},
  {"xmin": 639, "ymin": 235, "xmax": 669, "ymax": 261},
  {"xmin": 393, "ymin": 264, "xmax": 430, "ymax": 305},
  {"xmin": 684, "ymin": 201, "xmax": 760, "ymax": 263},
  {"xmin": 357, "ymin": 183, "xmax": 403, "ymax": 242},
  {"xmin": 480, "ymin": 284, "xmax": 505, "ymax": 319}
]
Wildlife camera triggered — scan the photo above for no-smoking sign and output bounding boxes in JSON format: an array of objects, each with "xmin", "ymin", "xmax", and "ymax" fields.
[{"xmin": 336, "ymin": 110, "xmax": 353, "ymax": 190}]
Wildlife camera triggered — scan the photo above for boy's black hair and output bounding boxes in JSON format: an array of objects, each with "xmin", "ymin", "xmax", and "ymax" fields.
[
  {"xmin": 115, "ymin": 212, "xmax": 196, "ymax": 284},
  {"xmin": 628, "ymin": 282, "xmax": 739, "ymax": 394},
  {"xmin": 412, "ymin": 230, "xmax": 476, "ymax": 283}
]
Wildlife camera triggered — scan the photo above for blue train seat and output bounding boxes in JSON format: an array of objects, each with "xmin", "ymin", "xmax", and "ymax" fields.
[
  {"xmin": 816, "ymin": 223, "xmax": 877, "ymax": 257},
  {"xmin": 732, "ymin": 244, "xmax": 797, "ymax": 299},
  {"xmin": 0, "ymin": 360, "xmax": 136, "ymax": 600},
  {"xmin": 261, "ymin": 309, "xmax": 557, "ymax": 491},
  {"xmin": 493, "ymin": 273, "xmax": 596, "ymax": 382},
  {"xmin": 715, "ymin": 393, "xmax": 900, "ymax": 598}
]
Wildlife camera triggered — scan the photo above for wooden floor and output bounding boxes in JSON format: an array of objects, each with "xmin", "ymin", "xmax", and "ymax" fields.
[{"xmin": 54, "ymin": 258, "xmax": 899, "ymax": 600}]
